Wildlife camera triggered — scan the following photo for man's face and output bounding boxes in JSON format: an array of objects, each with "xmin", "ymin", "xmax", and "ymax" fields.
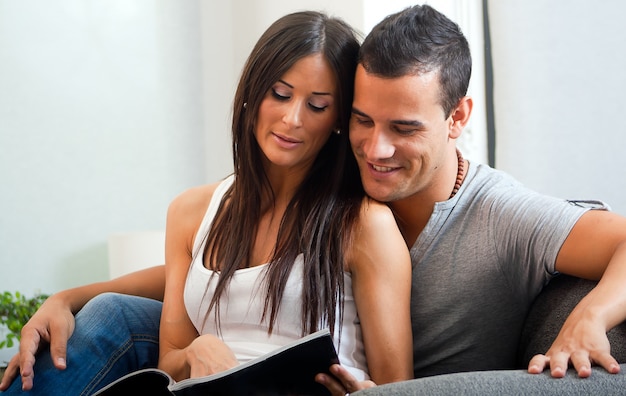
[{"xmin": 349, "ymin": 65, "xmax": 455, "ymax": 203}]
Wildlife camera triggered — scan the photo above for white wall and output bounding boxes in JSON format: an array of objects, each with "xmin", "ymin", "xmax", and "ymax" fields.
[
  {"xmin": 489, "ymin": 0, "xmax": 626, "ymax": 215},
  {"xmin": 0, "ymin": 1, "xmax": 206, "ymax": 294}
]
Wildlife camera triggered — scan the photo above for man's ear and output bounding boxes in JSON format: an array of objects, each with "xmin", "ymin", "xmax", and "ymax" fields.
[{"xmin": 449, "ymin": 96, "xmax": 473, "ymax": 139}]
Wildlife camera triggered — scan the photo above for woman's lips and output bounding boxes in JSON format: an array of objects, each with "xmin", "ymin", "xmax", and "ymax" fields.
[{"xmin": 272, "ymin": 132, "xmax": 301, "ymax": 148}]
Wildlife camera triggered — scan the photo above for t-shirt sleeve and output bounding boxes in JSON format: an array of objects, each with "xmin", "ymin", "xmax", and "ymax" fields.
[{"xmin": 489, "ymin": 186, "xmax": 587, "ymax": 289}]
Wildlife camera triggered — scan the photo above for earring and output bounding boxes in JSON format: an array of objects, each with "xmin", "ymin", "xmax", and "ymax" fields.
[
  {"xmin": 243, "ymin": 102, "xmax": 248, "ymax": 109},
  {"xmin": 333, "ymin": 128, "xmax": 341, "ymax": 135}
]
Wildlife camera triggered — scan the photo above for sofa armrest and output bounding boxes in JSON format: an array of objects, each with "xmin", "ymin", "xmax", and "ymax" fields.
[{"xmin": 517, "ymin": 274, "xmax": 626, "ymax": 367}]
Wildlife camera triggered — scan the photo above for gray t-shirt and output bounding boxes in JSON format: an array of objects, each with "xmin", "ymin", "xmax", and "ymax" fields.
[{"xmin": 411, "ymin": 161, "xmax": 587, "ymax": 378}]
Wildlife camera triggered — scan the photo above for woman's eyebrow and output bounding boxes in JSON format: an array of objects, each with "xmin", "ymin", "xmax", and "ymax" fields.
[{"xmin": 277, "ymin": 79, "xmax": 332, "ymax": 96}]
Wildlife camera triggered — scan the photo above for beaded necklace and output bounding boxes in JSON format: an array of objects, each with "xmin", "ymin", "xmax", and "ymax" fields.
[{"xmin": 449, "ymin": 149, "xmax": 465, "ymax": 199}]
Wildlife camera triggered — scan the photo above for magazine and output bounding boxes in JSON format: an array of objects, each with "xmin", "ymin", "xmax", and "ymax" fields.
[{"xmin": 92, "ymin": 328, "xmax": 339, "ymax": 396}]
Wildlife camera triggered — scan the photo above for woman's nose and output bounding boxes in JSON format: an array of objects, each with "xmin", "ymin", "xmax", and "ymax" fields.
[{"xmin": 282, "ymin": 100, "xmax": 304, "ymax": 128}]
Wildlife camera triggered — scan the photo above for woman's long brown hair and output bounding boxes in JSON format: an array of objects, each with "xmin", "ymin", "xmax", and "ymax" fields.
[{"xmin": 202, "ymin": 11, "xmax": 363, "ymax": 337}]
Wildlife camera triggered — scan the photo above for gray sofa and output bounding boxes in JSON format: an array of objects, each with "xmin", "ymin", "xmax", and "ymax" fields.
[{"xmin": 358, "ymin": 275, "xmax": 626, "ymax": 395}]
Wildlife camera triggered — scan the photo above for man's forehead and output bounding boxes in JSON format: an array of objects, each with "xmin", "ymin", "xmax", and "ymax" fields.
[{"xmin": 353, "ymin": 66, "xmax": 442, "ymax": 118}]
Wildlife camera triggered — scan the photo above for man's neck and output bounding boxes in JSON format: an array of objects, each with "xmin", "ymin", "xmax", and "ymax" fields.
[
  {"xmin": 390, "ymin": 196, "xmax": 435, "ymax": 248},
  {"xmin": 389, "ymin": 149, "xmax": 467, "ymax": 248}
]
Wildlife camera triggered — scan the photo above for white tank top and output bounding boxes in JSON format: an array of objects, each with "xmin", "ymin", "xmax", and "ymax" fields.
[{"xmin": 184, "ymin": 175, "xmax": 369, "ymax": 380}]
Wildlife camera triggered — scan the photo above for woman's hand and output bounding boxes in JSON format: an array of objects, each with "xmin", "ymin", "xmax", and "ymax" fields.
[
  {"xmin": 315, "ymin": 364, "xmax": 377, "ymax": 395},
  {"xmin": 0, "ymin": 294, "xmax": 75, "ymax": 391},
  {"xmin": 185, "ymin": 333, "xmax": 239, "ymax": 378},
  {"xmin": 0, "ymin": 265, "xmax": 167, "ymax": 391}
]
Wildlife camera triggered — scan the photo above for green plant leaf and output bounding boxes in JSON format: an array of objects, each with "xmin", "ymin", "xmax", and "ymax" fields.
[{"xmin": 0, "ymin": 291, "xmax": 49, "ymax": 349}]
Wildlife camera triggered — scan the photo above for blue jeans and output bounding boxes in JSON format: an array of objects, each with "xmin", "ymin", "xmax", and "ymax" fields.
[{"xmin": 1, "ymin": 293, "xmax": 162, "ymax": 395}]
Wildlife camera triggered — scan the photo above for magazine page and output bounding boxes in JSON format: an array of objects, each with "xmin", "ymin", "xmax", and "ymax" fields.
[{"xmin": 92, "ymin": 368, "xmax": 175, "ymax": 395}]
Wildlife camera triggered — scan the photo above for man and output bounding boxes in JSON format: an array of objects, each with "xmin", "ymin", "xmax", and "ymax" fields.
[
  {"xmin": 316, "ymin": 4, "xmax": 626, "ymax": 395},
  {"xmin": 3, "ymin": 4, "xmax": 626, "ymax": 395}
]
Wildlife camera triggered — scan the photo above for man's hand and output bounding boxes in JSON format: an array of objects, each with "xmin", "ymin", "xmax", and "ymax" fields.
[
  {"xmin": 0, "ymin": 296, "xmax": 75, "ymax": 391},
  {"xmin": 527, "ymin": 313, "xmax": 621, "ymax": 377},
  {"xmin": 315, "ymin": 364, "xmax": 377, "ymax": 396}
]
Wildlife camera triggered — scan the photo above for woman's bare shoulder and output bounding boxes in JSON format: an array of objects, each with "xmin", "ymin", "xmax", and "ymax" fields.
[
  {"xmin": 167, "ymin": 179, "xmax": 227, "ymax": 229},
  {"xmin": 356, "ymin": 197, "xmax": 397, "ymax": 229},
  {"xmin": 344, "ymin": 197, "xmax": 408, "ymax": 271}
]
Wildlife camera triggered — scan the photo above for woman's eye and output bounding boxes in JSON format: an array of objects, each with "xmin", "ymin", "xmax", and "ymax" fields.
[
  {"xmin": 308, "ymin": 103, "xmax": 327, "ymax": 112},
  {"xmin": 271, "ymin": 88, "xmax": 290, "ymax": 101}
]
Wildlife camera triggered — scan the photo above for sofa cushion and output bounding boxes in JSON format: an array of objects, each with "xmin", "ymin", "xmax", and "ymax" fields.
[
  {"xmin": 355, "ymin": 363, "xmax": 626, "ymax": 395},
  {"xmin": 518, "ymin": 274, "xmax": 626, "ymax": 367}
]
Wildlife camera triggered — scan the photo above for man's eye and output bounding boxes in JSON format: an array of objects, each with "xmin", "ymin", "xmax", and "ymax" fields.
[
  {"xmin": 352, "ymin": 117, "xmax": 373, "ymax": 127},
  {"xmin": 395, "ymin": 127, "xmax": 417, "ymax": 135}
]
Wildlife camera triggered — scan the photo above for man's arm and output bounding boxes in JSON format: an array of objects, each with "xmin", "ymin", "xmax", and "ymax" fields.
[
  {"xmin": 0, "ymin": 265, "xmax": 165, "ymax": 391},
  {"xmin": 528, "ymin": 209, "xmax": 626, "ymax": 377}
]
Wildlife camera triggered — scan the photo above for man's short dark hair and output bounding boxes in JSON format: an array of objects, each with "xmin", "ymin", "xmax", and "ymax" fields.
[{"xmin": 359, "ymin": 4, "xmax": 472, "ymax": 117}]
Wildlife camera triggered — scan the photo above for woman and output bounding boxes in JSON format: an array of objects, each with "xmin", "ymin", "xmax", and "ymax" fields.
[
  {"xmin": 1, "ymin": 11, "xmax": 412, "ymax": 395},
  {"xmin": 159, "ymin": 10, "xmax": 411, "ymax": 385}
]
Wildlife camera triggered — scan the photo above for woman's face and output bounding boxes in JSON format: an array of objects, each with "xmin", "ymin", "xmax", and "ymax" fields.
[{"xmin": 255, "ymin": 53, "xmax": 339, "ymax": 175}]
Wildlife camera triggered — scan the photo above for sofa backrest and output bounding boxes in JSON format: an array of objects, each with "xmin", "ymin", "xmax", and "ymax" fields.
[{"xmin": 517, "ymin": 274, "xmax": 626, "ymax": 368}]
